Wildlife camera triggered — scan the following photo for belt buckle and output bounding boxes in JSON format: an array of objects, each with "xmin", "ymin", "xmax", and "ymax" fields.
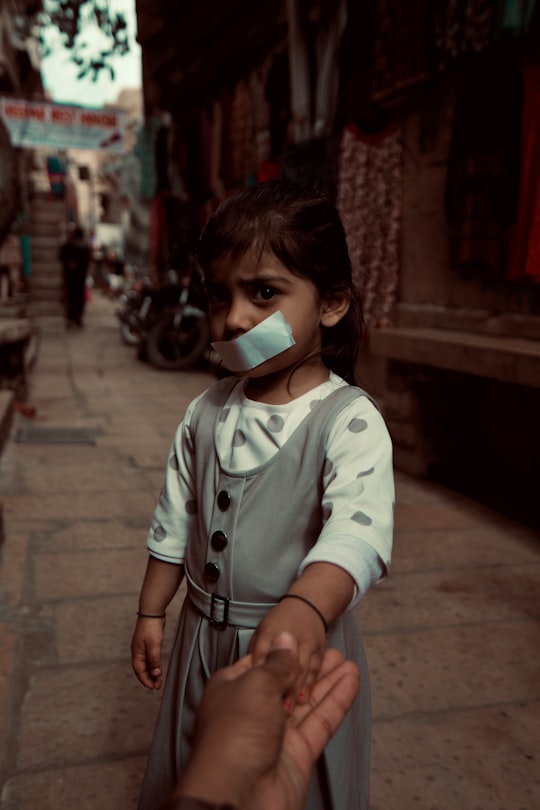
[{"xmin": 210, "ymin": 592, "xmax": 229, "ymax": 630}]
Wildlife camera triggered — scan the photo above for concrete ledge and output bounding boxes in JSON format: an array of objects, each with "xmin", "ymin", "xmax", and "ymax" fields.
[
  {"xmin": 0, "ymin": 318, "xmax": 31, "ymax": 345},
  {"xmin": 0, "ymin": 319, "xmax": 33, "ymax": 398},
  {"xmin": 0, "ymin": 389, "xmax": 14, "ymax": 453},
  {"xmin": 369, "ymin": 327, "xmax": 540, "ymax": 389},
  {"xmin": 0, "ymin": 390, "xmax": 14, "ymax": 543}
]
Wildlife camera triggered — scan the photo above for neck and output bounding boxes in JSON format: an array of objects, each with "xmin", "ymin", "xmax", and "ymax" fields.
[{"xmin": 245, "ymin": 360, "xmax": 330, "ymax": 404}]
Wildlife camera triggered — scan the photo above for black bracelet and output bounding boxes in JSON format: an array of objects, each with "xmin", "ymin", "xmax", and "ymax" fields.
[
  {"xmin": 160, "ymin": 798, "xmax": 237, "ymax": 810},
  {"xmin": 277, "ymin": 594, "xmax": 329, "ymax": 636},
  {"xmin": 137, "ymin": 611, "xmax": 166, "ymax": 619}
]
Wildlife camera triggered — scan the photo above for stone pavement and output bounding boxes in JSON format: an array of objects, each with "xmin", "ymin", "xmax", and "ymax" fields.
[{"xmin": 0, "ymin": 293, "xmax": 539, "ymax": 810}]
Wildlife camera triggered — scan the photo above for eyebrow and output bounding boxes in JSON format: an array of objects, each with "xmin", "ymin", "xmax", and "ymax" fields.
[{"xmin": 205, "ymin": 274, "xmax": 293, "ymax": 288}]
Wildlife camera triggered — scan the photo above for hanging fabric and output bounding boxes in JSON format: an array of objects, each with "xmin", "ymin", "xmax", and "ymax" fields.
[
  {"xmin": 445, "ymin": 55, "xmax": 523, "ymax": 276},
  {"xmin": 371, "ymin": 0, "xmax": 431, "ymax": 107},
  {"xmin": 496, "ymin": 0, "xmax": 537, "ymax": 38},
  {"xmin": 286, "ymin": 0, "xmax": 348, "ymax": 141},
  {"xmin": 435, "ymin": 0, "xmax": 498, "ymax": 69},
  {"xmin": 229, "ymin": 79, "xmax": 255, "ymax": 188},
  {"xmin": 199, "ymin": 105, "xmax": 214, "ymax": 199},
  {"xmin": 312, "ymin": 0, "xmax": 348, "ymax": 137},
  {"xmin": 250, "ymin": 57, "xmax": 273, "ymax": 167},
  {"xmin": 506, "ymin": 62, "xmax": 540, "ymax": 283},
  {"xmin": 265, "ymin": 49, "xmax": 290, "ymax": 160},
  {"xmin": 134, "ymin": 114, "xmax": 162, "ymax": 201},
  {"xmin": 286, "ymin": 0, "xmax": 312, "ymax": 143},
  {"xmin": 336, "ymin": 124, "xmax": 402, "ymax": 327},
  {"xmin": 210, "ymin": 99, "xmax": 225, "ymax": 200}
]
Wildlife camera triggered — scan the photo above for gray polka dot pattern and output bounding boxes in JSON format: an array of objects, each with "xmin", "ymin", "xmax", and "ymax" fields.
[
  {"xmin": 322, "ymin": 502, "xmax": 333, "ymax": 522},
  {"xmin": 185, "ymin": 499, "xmax": 198, "ymax": 515},
  {"xmin": 309, "ymin": 400, "xmax": 320, "ymax": 410},
  {"xmin": 219, "ymin": 408, "xmax": 230, "ymax": 423},
  {"xmin": 348, "ymin": 418, "xmax": 368, "ymax": 433},
  {"xmin": 351, "ymin": 510, "xmax": 372, "ymax": 526},
  {"xmin": 267, "ymin": 414, "xmax": 284, "ymax": 433},
  {"xmin": 326, "ymin": 471, "xmax": 338, "ymax": 485},
  {"xmin": 169, "ymin": 454, "xmax": 179, "ymax": 471},
  {"xmin": 154, "ymin": 525, "xmax": 167, "ymax": 542},
  {"xmin": 323, "ymin": 459, "xmax": 334, "ymax": 477},
  {"xmin": 357, "ymin": 467, "xmax": 374, "ymax": 478},
  {"xmin": 233, "ymin": 429, "xmax": 246, "ymax": 446}
]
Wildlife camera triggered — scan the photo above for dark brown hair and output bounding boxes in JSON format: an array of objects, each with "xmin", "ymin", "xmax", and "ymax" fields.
[{"xmin": 197, "ymin": 180, "xmax": 364, "ymax": 382}]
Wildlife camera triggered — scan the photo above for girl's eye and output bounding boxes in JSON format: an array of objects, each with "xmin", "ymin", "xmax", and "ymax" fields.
[{"xmin": 254, "ymin": 285, "xmax": 277, "ymax": 302}]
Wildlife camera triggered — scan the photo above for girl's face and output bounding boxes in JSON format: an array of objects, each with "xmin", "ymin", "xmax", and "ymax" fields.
[{"xmin": 204, "ymin": 250, "xmax": 336, "ymax": 387}]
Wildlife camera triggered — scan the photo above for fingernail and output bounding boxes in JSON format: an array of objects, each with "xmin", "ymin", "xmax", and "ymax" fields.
[
  {"xmin": 271, "ymin": 631, "xmax": 296, "ymax": 651},
  {"xmin": 283, "ymin": 700, "xmax": 292, "ymax": 714},
  {"xmin": 298, "ymin": 691, "xmax": 306, "ymax": 703}
]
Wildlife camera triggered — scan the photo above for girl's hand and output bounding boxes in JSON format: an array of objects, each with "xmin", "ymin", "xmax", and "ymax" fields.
[
  {"xmin": 248, "ymin": 599, "xmax": 327, "ymax": 706},
  {"xmin": 131, "ymin": 616, "xmax": 166, "ymax": 689}
]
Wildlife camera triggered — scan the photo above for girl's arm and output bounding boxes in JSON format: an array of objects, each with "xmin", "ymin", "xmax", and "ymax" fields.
[
  {"xmin": 132, "ymin": 397, "xmax": 202, "ymax": 689},
  {"xmin": 131, "ymin": 556, "xmax": 185, "ymax": 690},
  {"xmin": 251, "ymin": 395, "xmax": 394, "ymax": 703},
  {"xmin": 249, "ymin": 561, "xmax": 354, "ymax": 702}
]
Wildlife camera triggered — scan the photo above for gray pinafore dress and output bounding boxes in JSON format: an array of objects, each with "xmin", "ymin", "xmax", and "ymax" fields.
[{"xmin": 138, "ymin": 378, "xmax": 372, "ymax": 810}]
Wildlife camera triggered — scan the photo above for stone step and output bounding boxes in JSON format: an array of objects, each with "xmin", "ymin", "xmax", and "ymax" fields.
[
  {"xmin": 31, "ymin": 265, "xmax": 60, "ymax": 280},
  {"xmin": 29, "ymin": 280, "xmax": 62, "ymax": 294},
  {"xmin": 29, "ymin": 214, "xmax": 65, "ymax": 229},
  {"xmin": 28, "ymin": 288, "xmax": 62, "ymax": 301},
  {"xmin": 30, "ymin": 252, "xmax": 59, "ymax": 266},
  {"xmin": 30, "ymin": 256, "xmax": 59, "ymax": 269},
  {"xmin": 29, "ymin": 200, "xmax": 66, "ymax": 216},
  {"xmin": 30, "ymin": 234, "xmax": 61, "ymax": 250},
  {"xmin": 27, "ymin": 300, "xmax": 63, "ymax": 317},
  {"xmin": 28, "ymin": 289, "xmax": 62, "ymax": 304},
  {"xmin": 28, "ymin": 267, "xmax": 61, "ymax": 280},
  {"xmin": 30, "ymin": 222, "xmax": 63, "ymax": 238}
]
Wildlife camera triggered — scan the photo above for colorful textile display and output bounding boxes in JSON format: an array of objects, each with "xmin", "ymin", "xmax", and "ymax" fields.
[
  {"xmin": 445, "ymin": 56, "xmax": 523, "ymax": 275},
  {"xmin": 506, "ymin": 63, "xmax": 540, "ymax": 283},
  {"xmin": 336, "ymin": 124, "xmax": 402, "ymax": 327}
]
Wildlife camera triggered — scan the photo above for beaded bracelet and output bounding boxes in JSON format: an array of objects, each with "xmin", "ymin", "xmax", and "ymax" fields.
[
  {"xmin": 137, "ymin": 611, "xmax": 166, "ymax": 619},
  {"xmin": 277, "ymin": 594, "xmax": 328, "ymax": 636}
]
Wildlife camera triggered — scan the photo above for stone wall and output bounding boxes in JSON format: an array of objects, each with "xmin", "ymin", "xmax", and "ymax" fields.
[{"xmin": 364, "ymin": 74, "xmax": 540, "ymax": 520}]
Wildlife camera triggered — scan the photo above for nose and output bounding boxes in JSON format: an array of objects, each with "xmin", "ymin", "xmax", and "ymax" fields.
[{"xmin": 224, "ymin": 297, "xmax": 250, "ymax": 338}]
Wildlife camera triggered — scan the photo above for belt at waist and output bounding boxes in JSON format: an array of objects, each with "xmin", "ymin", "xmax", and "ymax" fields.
[{"xmin": 185, "ymin": 569, "xmax": 276, "ymax": 630}]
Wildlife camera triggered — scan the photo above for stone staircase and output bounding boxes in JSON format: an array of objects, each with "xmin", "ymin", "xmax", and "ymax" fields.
[{"xmin": 27, "ymin": 197, "xmax": 66, "ymax": 316}]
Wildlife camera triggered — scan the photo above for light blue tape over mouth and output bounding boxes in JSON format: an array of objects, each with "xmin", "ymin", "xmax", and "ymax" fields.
[{"xmin": 211, "ymin": 310, "xmax": 295, "ymax": 372}]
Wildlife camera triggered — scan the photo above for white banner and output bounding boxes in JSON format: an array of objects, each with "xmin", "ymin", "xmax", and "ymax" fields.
[{"xmin": 0, "ymin": 98, "xmax": 126, "ymax": 153}]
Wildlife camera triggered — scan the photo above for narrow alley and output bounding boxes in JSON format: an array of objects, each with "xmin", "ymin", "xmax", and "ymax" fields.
[{"xmin": 0, "ymin": 293, "xmax": 539, "ymax": 810}]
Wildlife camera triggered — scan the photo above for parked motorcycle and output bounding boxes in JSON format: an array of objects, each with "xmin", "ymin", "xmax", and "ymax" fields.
[
  {"xmin": 116, "ymin": 270, "xmax": 209, "ymax": 371},
  {"xmin": 116, "ymin": 277, "xmax": 150, "ymax": 346}
]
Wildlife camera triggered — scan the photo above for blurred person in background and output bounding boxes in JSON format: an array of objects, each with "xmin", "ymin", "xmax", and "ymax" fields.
[{"xmin": 58, "ymin": 224, "xmax": 91, "ymax": 329}]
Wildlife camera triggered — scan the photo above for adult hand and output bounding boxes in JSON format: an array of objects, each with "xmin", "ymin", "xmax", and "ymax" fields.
[
  {"xmin": 248, "ymin": 598, "xmax": 327, "ymax": 705},
  {"xmin": 169, "ymin": 632, "xmax": 359, "ymax": 810},
  {"xmin": 252, "ymin": 644, "xmax": 360, "ymax": 810}
]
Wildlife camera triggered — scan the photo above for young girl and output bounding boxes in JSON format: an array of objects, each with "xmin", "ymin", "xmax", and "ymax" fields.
[{"xmin": 131, "ymin": 181, "xmax": 394, "ymax": 810}]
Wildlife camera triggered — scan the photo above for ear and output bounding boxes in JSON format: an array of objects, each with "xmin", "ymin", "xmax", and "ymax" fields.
[{"xmin": 320, "ymin": 291, "xmax": 350, "ymax": 327}]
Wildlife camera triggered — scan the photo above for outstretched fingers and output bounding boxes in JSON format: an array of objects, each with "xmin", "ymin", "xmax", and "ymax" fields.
[{"xmin": 296, "ymin": 657, "xmax": 360, "ymax": 758}]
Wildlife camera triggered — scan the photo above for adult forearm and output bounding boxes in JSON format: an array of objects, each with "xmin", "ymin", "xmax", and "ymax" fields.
[{"xmin": 138, "ymin": 555, "xmax": 185, "ymax": 615}]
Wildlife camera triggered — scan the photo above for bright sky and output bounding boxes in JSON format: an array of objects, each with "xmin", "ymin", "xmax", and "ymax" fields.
[{"xmin": 39, "ymin": 0, "xmax": 141, "ymax": 109}]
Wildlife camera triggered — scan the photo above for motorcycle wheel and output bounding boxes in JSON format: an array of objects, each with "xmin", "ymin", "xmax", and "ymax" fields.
[
  {"xmin": 121, "ymin": 321, "xmax": 141, "ymax": 346},
  {"xmin": 146, "ymin": 312, "xmax": 209, "ymax": 370}
]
